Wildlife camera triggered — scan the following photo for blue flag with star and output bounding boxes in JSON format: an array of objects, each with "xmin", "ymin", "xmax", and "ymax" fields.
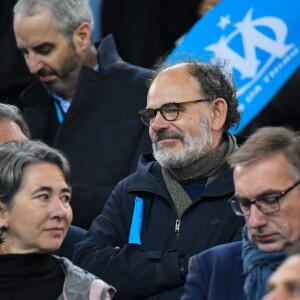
[{"xmin": 166, "ymin": 0, "xmax": 300, "ymax": 133}]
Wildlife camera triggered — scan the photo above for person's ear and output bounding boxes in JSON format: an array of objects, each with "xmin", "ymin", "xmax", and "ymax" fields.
[
  {"xmin": 73, "ymin": 22, "xmax": 92, "ymax": 52},
  {"xmin": 0, "ymin": 203, "xmax": 8, "ymax": 248},
  {"xmin": 210, "ymin": 98, "xmax": 228, "ymax": 131},
  {"xmin": 0, "ymin": 202, "xmax": 8, "ymax": 226}
]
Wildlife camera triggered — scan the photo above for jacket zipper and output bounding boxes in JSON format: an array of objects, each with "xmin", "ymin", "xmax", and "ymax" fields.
[{"xmin": 175, "ymin": 218, "xmax": 181, "ymax": 242}]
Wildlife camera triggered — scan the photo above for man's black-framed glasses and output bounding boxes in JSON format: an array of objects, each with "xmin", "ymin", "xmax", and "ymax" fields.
[
  {"xmin": 137, "ymin": 99, "xmax": 211, "ymax": 126},
  {"xmin": 229, "ymin": 179, "xmax": 300, "ymax": 217}
]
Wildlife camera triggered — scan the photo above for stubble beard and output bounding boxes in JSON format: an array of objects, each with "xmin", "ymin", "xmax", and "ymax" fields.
[{"xmin": 41, "ymin": 42, "xmax": 80, "ymax": 98}]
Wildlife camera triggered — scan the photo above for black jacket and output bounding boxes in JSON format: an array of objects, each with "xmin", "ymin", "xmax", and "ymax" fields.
[
  {"xmin": 20, "ymin": 35, "xmax": 153, "ymax": 229},
  {"xmin": 0, "ymin": 0, "xmax": 34, "ymax": 107},
  {"xmin": 73, "ymin": 153, "xmax": 245, "ymax": 299}
]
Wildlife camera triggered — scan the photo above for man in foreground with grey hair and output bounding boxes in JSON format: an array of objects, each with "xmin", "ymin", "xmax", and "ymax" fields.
[
  {"xmin": 74, "ymin": 60, "xmax": 244, "ymax": 299},
  {"xmin": 182, "ymin": 126, "xmax": 300, "ymax": 300}
]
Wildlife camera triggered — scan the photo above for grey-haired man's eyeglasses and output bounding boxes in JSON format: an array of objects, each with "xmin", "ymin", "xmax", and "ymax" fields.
[
  {"xmin": 137, "ymin": 99, "xmax": 211, "ymax": 126},
  {"xmin": 229, "ymin": 179, "xmax": 300, "ymax": 217}
]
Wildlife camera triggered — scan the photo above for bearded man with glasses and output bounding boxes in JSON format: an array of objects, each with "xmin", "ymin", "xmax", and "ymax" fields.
[
  {"xmin": 182, "ymin": 126, "xmax": 300, "ymax": 300},
  {"xmin": 73, "ymin": 60, "xmax": 244, "ymax": 299}
]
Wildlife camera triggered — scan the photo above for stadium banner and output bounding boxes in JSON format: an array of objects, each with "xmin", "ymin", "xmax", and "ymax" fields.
[{"xmin": 166, "ymin": 0, "xmax": 300, "ymax": 133}]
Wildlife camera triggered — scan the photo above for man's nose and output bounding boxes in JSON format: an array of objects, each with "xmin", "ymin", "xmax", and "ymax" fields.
[
  {"xmin": 247, "ymin": 204, "xmax": 268, "ymax": 229},
  {"xmin": 150, "ymin": 112, "xmax": 170, "ymax": 131},
  {"xmin": 26, "ymin": 54, "xmax": 44, "ymax": 75}
]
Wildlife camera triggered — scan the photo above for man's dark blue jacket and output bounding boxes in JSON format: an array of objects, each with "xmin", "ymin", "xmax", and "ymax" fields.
[
  {"xmin": 73, "ymin": 153, "xmax": 245, "ymax": 299},
  {"xmin": 182, "ymin": 241, "xmax": 246, "ymax": 300}
]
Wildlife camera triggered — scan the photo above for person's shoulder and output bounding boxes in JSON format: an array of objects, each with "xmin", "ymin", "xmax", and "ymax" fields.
[
  {"xmin": 194, "ymin": 241, "xmax": 242, "ymax": 262},
  {"xmin": 119, "ymin": 158, "xmax": 159, "ymax": 185},
  {"xmin": 54, "ymin": 256, "xmax": 102, "ymax": 283},
  {"xmin": 54, "ymin": 256, "xmax": 116, "ymax": 299},
  {"xmin": 190, "ymin": 242, "xmax": 243, "ymax": 279},
  {"xmin": 120, "ymin": 59, "xmax": 153, "ymax": 80},
  {"xmin": 98, "ymin": 34, "xmax": 153, "ymax": 76},
  {"xmin": 112, "ymin": 153, "xmax": 161, "ymax": 194}
]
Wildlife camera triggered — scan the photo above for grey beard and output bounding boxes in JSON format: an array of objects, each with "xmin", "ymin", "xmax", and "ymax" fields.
[{"xmin": 153, "ymin": 116, "xmax": 213, "ymax": 169}]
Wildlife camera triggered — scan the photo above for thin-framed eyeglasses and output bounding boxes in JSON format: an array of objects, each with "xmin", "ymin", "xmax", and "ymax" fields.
[
  {"xmin": 137, "ymin": 99, "xmax": 211, "ymax": 126},
  {"xmin": 228, "ymin": 179, "xmax": 300, "ymax": 217}
]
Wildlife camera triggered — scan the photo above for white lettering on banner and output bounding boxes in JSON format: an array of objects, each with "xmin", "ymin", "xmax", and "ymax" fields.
[
  {"xmin": 263, "ymin": 47, "xmax": 299, "ymax": 83},
  {"xmin": 205, "ymin": 8, "xmax": 294, "ymax": 96},
  {"xmin": 245, "ymin": 85, "xmax": 262, "ymax": 104},
  {"xmin": 238, "ymin": 48, "xmax": 299, "ymax": 112},
  {"xmin": 238, "ymin": 47, "xmax": 299, "ymax": 113}
]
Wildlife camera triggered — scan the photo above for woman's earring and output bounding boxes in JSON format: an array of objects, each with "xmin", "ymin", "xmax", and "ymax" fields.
[{"xmin": 0, "ymin": 225, "xmax": 7, "ymax": 248}]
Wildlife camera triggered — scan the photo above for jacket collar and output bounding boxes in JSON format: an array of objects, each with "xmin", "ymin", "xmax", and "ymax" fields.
[
  {"xmin": 130, "ymin": 152, "xmax": 235, "ymax": 198},
  {"xmin": 97, "ymin": 34, "xmax": 124, "ymax": 73}
]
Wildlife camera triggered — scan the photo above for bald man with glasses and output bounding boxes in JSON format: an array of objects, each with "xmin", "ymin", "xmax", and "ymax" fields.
[
  {"xmin": 73, "ymin": 60, "xmax": 244, "ymax": 299},
  {"xmin": 182, "ymin": 126, "xmax": 300, "ymax": 300}
]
